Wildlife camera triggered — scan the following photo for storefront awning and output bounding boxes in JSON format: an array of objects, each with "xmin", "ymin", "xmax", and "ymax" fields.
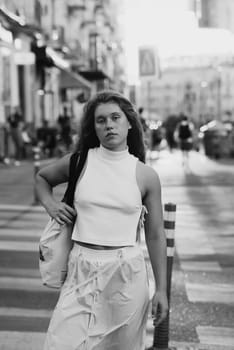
[
  {"xmin": 60, "ymin": 69, "xmax": 93, "ymax": 90},
  {"xmin": 46, "ymin": 47, "xmax": 70, "ymax": 70},
  {"xmin": 32, "ymin": 44, "xmax": 70, "ymax": 70},
  {"xmin": 0, "ymin": 5, "xmax": 41, "ymax": 39},
  {"xmin": 79, "ymin": 69, "xmax": 109, "ymax": 81}
]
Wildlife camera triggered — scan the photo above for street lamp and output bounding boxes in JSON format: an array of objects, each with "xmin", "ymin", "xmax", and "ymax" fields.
[
  {"xmin": 199, "ymin": 80, "xmax": 208, "ymax": 125},
  {"xmin": 216, "ymin": 67, "xmax": 222, "ymax": 121}
]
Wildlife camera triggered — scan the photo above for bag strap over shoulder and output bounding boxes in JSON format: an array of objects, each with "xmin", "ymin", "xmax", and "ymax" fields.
[{"xmin": 63, "ymin": 149, "xmax": 88, "ymax": 207}]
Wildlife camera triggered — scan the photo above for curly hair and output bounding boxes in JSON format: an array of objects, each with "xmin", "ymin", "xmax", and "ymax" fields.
[{"xmin": 75, "ymin": 90, "xmax": 146, "ymax": 162}]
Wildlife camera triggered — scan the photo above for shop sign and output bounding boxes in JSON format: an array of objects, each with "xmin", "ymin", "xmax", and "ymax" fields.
[{"xmin": 139, "ymin": 47, "xmax": 156, "ymax": 77}]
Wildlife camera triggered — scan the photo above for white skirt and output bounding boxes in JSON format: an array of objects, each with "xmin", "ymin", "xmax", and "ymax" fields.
[{"xmin": 44, "ymin": 243, "xmax": 150, "ymax": 350}]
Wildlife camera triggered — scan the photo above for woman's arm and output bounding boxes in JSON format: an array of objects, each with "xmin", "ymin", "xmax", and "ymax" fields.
[
  {"xmin": 35, "ymin": 153, "xmax": 77, "ymax": 225},
  {"xmin": 138, "ymin": 163, "xmax": 168, "ymax": 326}
]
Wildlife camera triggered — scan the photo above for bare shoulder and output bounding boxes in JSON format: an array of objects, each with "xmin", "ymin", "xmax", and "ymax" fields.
[
  {"xmin": 137, "ymin": 161, "xmax": 161, "ymax": 183},
  {"xmin": 136, "ymin": 161, "xmax": 161, "ymax": 197}
]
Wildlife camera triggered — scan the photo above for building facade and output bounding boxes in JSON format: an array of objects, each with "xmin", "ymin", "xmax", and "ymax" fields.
[
  {"xmin": 138, "ymin": 62, "xmax": 234, "ymax": 125},
  {"xmin": 197, "ymin": 0, "xmax": 234, "ymax": 34},
  {"xmin": 0, "ymin": 0, "xmax": 125, "ymax": 159},
  {"xmin": 136, "ymin": 3, "xmax": 234, "ymax": 126}
]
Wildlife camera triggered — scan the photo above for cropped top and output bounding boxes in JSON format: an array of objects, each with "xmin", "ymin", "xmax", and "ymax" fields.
[{"xmin": 71, "ymin": 145, "xmax": 143, "ymax": 246}]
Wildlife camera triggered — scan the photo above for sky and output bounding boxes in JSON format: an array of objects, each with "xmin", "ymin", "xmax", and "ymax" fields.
[
  {"xmin": 121, "ymin": 0, "xmax": 197, "ymax": 83},
  {"xmin": 121, "ymin": 0, "xmax": 234, "ymax": 84}
]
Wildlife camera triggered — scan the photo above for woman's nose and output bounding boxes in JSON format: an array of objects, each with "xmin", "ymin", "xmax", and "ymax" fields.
[{"xmin": 106, "ymin": 118, "xmax": 113, "ymax": 129}]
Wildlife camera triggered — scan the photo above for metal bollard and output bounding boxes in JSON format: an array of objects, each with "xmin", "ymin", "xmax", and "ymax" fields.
[
  {"xmin": 33, "ymin": 146, "xmax": 41, "ymax": 205},
  {"xmin": 147, "ymin": 202, "xmax": 177, "ymax": 350}
]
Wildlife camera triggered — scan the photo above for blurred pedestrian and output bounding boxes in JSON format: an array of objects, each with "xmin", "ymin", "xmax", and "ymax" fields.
[
  {"xmin": 57, "ymin": 107, "xmax": 73, "ymax": 153},
  {"xmin": 7, "ymin": 106, "xmax": 24, "ymax": 166},
  {"xmin": 165, "ymin": 128, "xmax": 176, "ymax": 152},
  {"xmin": 46, "ymin": 126, "xmax": 57, "ymax": 157},
  {"xmin": 138, "ymin": 106, "xmax": 152, "ymax": 157},
  {"xmin": 21, "ymin": 123, "xmax": 33, "ymax": 159},
  {"xmin": 138, "ymin": 107, "xmax": 148, "ymax": 132},
  {"xmin": 36, "ymin": 90, "xmax": 168, "ymax": 350},
  {"xmin": 151, "ymin": 125, "xmax": 163, "ymax": 150},
  {"xmin": 37, "ymin": 120, "xmax": 50, "ymax": 156},
  {"xmin": 175, "ymin": 114, "xmax": 194, "ymax": 170},
  {"xmin": 37, "ymin": 120, "xmax": 57, "ymax": 158},
  {"xmin": 163, "ymin": 114, "xmax": 179, "ymax": 152}
]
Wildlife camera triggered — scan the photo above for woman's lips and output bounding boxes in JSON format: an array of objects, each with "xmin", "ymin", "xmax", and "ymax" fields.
[{"xmin": 106, "ymin": 133, "xmax": 117, "ymax": 138}]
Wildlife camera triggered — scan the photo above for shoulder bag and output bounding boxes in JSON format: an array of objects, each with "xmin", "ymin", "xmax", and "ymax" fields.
[{"xmin": 39, "ymin": 150, "xmax": 87, "ymax": 289}]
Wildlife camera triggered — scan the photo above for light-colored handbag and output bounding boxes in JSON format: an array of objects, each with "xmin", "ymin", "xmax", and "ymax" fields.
[
  {"xmin": 39, "ymin": 150, "xmax": 87, "ymax": 289},
  {"xmin": 39, "ymin": 219, "xmax": 74, "ymax": 288}
]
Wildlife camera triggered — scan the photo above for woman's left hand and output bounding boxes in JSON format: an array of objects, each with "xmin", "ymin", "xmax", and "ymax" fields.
[{"xmin": 151, "ymin": 290, "xmax": 168, "ymax": 326}]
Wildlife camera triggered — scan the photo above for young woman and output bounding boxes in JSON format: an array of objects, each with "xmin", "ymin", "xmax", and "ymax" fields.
[{"xmin": 36, "ymin": 90, "xmax": 168, "ymax": 350}]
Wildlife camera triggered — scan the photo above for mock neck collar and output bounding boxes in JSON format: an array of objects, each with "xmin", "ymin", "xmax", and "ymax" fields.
[{"xmin": 98, "ymin": 145, "xmax": 129, "ymax": 161}]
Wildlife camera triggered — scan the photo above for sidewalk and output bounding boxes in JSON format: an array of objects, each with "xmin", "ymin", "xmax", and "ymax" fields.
[
  {"xmin": 0, "ymin": 150, "xmax": 234, "ymax": 349},
  {"xmin": 0, "ymin": 157, "xmax": 65, "ymax": 205}
]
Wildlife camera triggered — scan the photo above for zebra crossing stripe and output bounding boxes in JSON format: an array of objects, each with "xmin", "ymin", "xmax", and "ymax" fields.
[
  {"xmin": 0, "ymin": 276, "xmax": 55, "ymax": 292},
  {"xmin": 0, "ymin": 331, "xmax": 233, "ymax": 350},
  {"xmin": 0, "ymin": 229, "xmax": 41, "ymax": 238},
  {"xmin": 0, "ymin": 307, "xmax": 52, "ymax": 318},
  {"xmin": 0, "ymin": 267, "xmax": 40, "ymax": 278},
  {"xmin": 0, "ymin": 240, "xmax": 38, "ymax": 251},
  {"xmin": 0, "ymin": 331, "xmax": 46, "ymax": 350},
  {"xmin": 197, "ymin": 326, "xmax": 234, "ymax": 347},
  {"xmin": 0, "ymin": 204, "xmax": 45, "ymax": 212}
]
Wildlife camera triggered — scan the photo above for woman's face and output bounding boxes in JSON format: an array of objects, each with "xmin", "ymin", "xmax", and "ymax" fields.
[{"xmin": 94, "ymin": 102, "xmax": 131, "ymax": 151}]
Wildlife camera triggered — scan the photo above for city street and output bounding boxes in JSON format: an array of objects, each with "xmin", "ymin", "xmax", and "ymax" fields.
[{"xmin": 0, "ymin": 149, "xmax": 234, "ymax": 349}]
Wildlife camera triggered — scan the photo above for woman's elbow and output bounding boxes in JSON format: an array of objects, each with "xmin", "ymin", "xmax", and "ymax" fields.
[
  {"xmin": 35, "ymin": 170, "xmax": 44, "ymax": 183},
  {"xmin": 35, "ymin": 171, "xmax": 50, "ymax": 189}
]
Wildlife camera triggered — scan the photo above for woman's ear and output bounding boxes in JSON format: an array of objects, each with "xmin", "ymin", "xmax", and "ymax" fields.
[{"xmin": 128, "ymin": 123, "xmax": 132, "ymax": 130}]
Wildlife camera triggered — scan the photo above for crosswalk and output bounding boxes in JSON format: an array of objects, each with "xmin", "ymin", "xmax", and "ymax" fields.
[
  {"xmin": 0, "ymin": 204, "xmax": 234, "ymax": 350},
  {"xmin": 0, "ymin": 205, "xmax": 155, "ymax": 349},
  {"xmin": 0, "ymin": 205, "xmax": 55, "ymax": 349}
]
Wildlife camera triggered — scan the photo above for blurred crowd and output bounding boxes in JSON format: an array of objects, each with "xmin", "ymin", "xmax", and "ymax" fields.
[
  {"xmin": 2, "ymin": 104, "xmax": 234, "ymax": 167},
  {"xmin": 138, "ymin": 107, "xmax": 234, "ymax": 160},
  {"xmin": 1, "ymin": 106, "xmax": 79, "ymax": 166}
]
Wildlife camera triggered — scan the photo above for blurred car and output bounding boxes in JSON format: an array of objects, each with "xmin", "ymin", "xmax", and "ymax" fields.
[{"xmin": 199, "ymin": 120, "xmax": 232, "ymax": 158}]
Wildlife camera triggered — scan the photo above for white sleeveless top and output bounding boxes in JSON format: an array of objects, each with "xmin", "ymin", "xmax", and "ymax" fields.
[{"xmin": 71, "ymin": 146, "xmax": 143, "ymax": 246}]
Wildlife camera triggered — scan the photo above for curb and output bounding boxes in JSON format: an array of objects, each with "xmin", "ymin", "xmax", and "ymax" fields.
[
  {"xmin": 147, "ymin": 342, "xmax": 234, "ymax": 350},
  {"xmin": 169, "ymin": 342, "xmax": 234, "ymax": 349},
  {"xmin": 0, "ymin": 157, "xmax": 56, "ymax": 169},
  {"xmin": 0, "ymin": 204, "xmax": 44, "ymax": 211}
]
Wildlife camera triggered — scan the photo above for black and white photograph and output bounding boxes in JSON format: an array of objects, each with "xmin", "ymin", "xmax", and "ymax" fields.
[{"xmin": 0, "ymin": 1, "xmax": 234, "ymax": 349}]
